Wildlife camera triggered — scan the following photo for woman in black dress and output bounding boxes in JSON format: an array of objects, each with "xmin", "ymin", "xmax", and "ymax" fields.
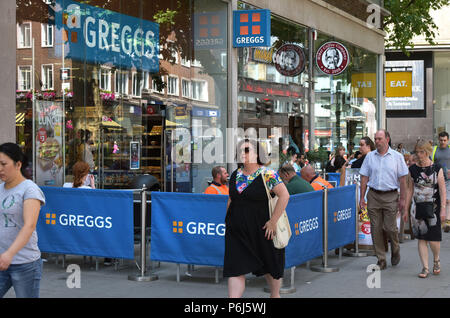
[
  {"xmin": 407, "ymin": 140, "xmax": 447, "ymax": 278},
  {"xmin": 224, "ymin": 139, "xmax": 290, "ymax": 298}
]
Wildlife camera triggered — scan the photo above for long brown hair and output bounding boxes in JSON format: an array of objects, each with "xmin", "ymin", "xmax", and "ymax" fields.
[{"xmin": 72, "ymin": 161, "xmax": 90, "ymax": 188}]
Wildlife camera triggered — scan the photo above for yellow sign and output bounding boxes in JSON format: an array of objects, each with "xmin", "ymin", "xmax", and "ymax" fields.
[
  {"xmin": 351, "ymin": 73, "xmax": 376, "ymax": 98},
  {"xmin": 385, "ymin": 71, "xmax": 412, "ymax": 97}
]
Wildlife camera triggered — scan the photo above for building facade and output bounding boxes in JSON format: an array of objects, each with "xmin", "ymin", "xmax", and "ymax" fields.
[
  {"xmin": 386, "ymin": 6, "xmax": 450, "ymax": 151},
  {"xmin": 2, "ymin": 0, "xmax": 387, "ymax": 192}
]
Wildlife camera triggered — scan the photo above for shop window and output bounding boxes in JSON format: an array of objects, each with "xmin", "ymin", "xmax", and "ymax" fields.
[
  {"xmin": 167, "ymin": 76, "xmax": 179, "ymax": 96},
  {"xmin": 41, "ymin": 64, "xmax": 54, "ymax": 90},
  {"xmin": 18, "ymin": 66, "xmax": 32, "ymax": 91},
  {"xmin": 41, "ymin": 23, "xmax": 53, "ymax": 47},
  {"xmin": 17, "ymin": 23, "xmax": 31, "ymax": 49}
]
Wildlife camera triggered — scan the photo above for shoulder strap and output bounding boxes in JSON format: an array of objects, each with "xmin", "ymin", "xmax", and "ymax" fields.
[{"xmin": 432, "ymin": 146, "xmax": 437, "ymax": 161}]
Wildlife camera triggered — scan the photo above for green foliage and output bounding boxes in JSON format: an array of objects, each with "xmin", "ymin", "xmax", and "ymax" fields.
[
  {"xmin": 384, "ymin": 0, "xmax": 450, "ymax": 54},
  {"xmin": 306, "ymin": 147, "xmax": 329, "ymax": 166}
]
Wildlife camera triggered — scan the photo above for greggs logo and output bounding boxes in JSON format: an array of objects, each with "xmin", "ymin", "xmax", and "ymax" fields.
[
  {"xmin": 233, "ymin": 9, "xmax": 270, "ymax": 47},
  {"xmin": 44, "ymin": 212, "xmax": 112, "ymax": 229},
  {"xmin": 294, "ymin": 217, "xmax": 319, "ymax": 236},
  {"xmin": 333, "ymin": 208, "xmax": 352, "ymax": 223},
  {"xmin": 172, "ymin": 220, "xmax": 225, "ymax": 236}
]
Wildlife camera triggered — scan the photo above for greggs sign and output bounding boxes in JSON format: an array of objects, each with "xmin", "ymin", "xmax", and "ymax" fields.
[
  {"xmin": 55, "ymin": 0, "xmax": 159, "ymax": 73},
  {"xmin": 233, "ymin": 9, "xmax": 271, "ymax": 47}
]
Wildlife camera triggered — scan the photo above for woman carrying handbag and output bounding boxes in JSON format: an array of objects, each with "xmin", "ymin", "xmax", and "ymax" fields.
[
  {"xmin": 406, "ymin": 140, "xmax": 447, "ymax": 278},
  {"xmin": 223, "ymin": 138, "xmax": 290, "ymax": 298}
]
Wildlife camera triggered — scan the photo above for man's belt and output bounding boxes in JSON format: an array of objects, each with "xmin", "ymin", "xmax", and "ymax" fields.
[{"xmin": 370, "ymin": 188, "xmax": 397, "ymax": 194}]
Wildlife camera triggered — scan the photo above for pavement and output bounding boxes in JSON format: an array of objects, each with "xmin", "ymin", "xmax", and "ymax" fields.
[{"xmin": 4, "ymin": 232, "xmax": 450, "ymax": 298}]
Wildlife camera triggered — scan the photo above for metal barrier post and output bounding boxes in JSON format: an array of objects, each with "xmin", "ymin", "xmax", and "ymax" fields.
[
  {"xmin": 128, "ymin": 185, "xmax": 158, "ymax": 282},
  {"xmin": 311, "ymin": 187, "xmax": 339, "ymax": 273},
  {"xmin": 344, "ymin": 181, "xmax": 367, "ymax": 257}
]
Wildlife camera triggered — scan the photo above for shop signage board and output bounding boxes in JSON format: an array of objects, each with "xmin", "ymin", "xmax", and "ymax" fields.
[
  {"xmin": 233, "ymin": 9, "xmax": 271, "ymax": 47},
  {"xmin": 351, "ymin": 73, "xmax": 377, "ymax": 98},
  {"xmin": 35, "ymin": 101, "xmax": 64, "ymax": 187},
  {"xmin": 385, "ymin": 60, "xmax": 424, "ymax": 110},
  {"xmin": 194, "ymin": 11, "xmax": 227, "ymax": 50},
  {"xmin": 316, "ymin": 41, "xmax": 350, "ymax": 75},
  {"xmin": 273, "ymin": 44, "xmax": 306, "ymax": 77},
  {"xmin": 55, "ymin": 0, "xmax": 159, "ymax": 73}
]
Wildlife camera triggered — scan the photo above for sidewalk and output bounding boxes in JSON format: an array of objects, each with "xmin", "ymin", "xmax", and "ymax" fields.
[{"xmin": 4, "ymin": 233, "xmax": 450, "ymax": 298}]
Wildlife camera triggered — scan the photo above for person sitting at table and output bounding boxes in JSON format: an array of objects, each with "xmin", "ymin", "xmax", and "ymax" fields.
[
  {"xmin": 278, "ymin": 164, "xmax": 314, "ymax": 195},
  {"xmin": 300, "ymin": 165, "xmax": 334, "ymax": 190},
  {"xmin": 63, "ymin": 161, "xmax": 95, "ymax": 189}
]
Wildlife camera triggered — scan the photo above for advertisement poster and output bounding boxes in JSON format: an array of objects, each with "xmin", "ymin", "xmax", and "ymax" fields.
[
  {"xmin": 130, "ymin": 141, "xmax": 140, "ymax": 170},
  {"xmin": 35, "ymin": 100, "xmax": 64, "ymax": 186}
]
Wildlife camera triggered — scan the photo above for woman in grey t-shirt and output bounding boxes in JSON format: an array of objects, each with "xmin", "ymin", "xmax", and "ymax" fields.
[{"xmin": 0, "ymin": 143, "xmax": 45, "ymax": 298}]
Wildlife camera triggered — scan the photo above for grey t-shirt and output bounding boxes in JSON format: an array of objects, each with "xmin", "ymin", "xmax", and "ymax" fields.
[
  {"xmin": 434, "ymin": 146, "xmax": 450, "ymax": 179},
  {"xmin": 0, "ymin": 180, "xmax": 45, "ymax": 264}
]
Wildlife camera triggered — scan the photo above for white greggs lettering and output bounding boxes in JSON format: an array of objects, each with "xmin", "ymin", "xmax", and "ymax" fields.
[
  {"xmin": 83, "ymin": 17, "xmax": 156, "ymax": 59},
  {"xmin": 235, "ymin": 36, "xmax": 265, "ymax": 45},
  {"xmin": 186, "ymin": 222, "xmax": 225, "ymax": 236},
  {"xmin": 335, "ymin": 208, "xmax": 352, "ymax": 222},
  {"xmin": 59, "ymin": 214, "xmax": 113, "ymax": 229},
  {"xmin": 298, "ymin": 217, "xmax": 319, "ymax": 234}
]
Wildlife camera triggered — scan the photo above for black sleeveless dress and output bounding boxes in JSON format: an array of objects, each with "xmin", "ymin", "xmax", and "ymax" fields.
[
  {"xmin": 409, "ymin": 164, "xmax": 443, "ymax": 241},
  {"xmin": 223, "ymin": 169, "xmax": 285, "ymax": 279}
]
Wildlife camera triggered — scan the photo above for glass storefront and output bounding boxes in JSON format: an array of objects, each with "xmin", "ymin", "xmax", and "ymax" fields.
[
  {"xmin": 314, "ymin": 33, "xmax": 378, "ymax": 154},
  {"xmin": 433, "ymin": 52, "xmax": 450, "ymax": 136},
  {"xmin": 16, "ymin": 0, "xmax": 228, "ymax": 193},
  {"xmin": 237, "ymin": 3, "xmax": 378, "ymax": 170}
]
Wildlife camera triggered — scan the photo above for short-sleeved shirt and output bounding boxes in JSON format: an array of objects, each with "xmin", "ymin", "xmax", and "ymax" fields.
[
  {"xmin": 286, "ymin": 175, "xmax": 314, "ymax": 194},
  {"xmin": 0, "ymin": 180, "xmax": 45, "ymax": 264},
  {"xmin": 359, "ymin": 148, "xmax": 409, "ymax": 191},
  {"xmin": 63, "ymin": 182, "xmax": 91, "ymax": 189},
  {"xmin": 235, "ymin": 166, "xmax": 282, "ymax": 193}
]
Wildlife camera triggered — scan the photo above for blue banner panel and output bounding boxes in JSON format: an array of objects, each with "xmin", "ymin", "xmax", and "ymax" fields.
[
  {"xmin": 285, "ymin": 191, "xmax": 323, "ymax": 268},
  {"xmin": 55, "ymin": 0, "xmax": 159, "ymax": 73},
  {"xmin": 150, "ymin": 192, "xmax": 228, "ymax": 267},
  {"xmin": 37, "ymin": 187, "xmax": 134, "ymax": 259},
  {"xmin": 326, "ymin": 185, "xmax": 356, "ymax": 251}
]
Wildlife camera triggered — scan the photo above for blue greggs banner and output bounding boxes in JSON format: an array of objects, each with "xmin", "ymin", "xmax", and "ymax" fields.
[
  {"xmin": 151, "ymin": 192, "xmax": 228, "ymax": 266},
  {"xmin": 285, "ymin": 191, "xmax": 323, "ymax": 268},
  {"xmin": 326, "ymin": 185, "xmax": 356, "ymax": 251},
  {"xmin": 54, "ymin": 0, "xmax": 159, "ymax": 72},
  {"xmin": 37, "ymin": 187, "xmax": 134, "ymax": 259}
]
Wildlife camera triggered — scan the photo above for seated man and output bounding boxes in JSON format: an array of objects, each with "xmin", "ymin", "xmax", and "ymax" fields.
[
  {"xmin": 300, "ymin": 164, "xmax": 334, "ymax": 190},
  {"xmin": 279, "ymin": 164, "xmax": 314, "ymax": 195},
  {"xmin": 204, "ymin": 166, "xmax": 229, "ymax": 195}
]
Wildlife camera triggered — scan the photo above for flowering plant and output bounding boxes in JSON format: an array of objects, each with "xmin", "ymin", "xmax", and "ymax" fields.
[
  {"xmin": 43, "ymin": 91, "xmax": 56, "ymax": 99},
  {"xmin": 100, "ymin": 91, "xmax": 116, "ymax": 101}
]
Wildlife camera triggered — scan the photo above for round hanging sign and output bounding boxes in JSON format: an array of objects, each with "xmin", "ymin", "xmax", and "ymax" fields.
[
  {"xmin": 316, "ymin": 41, "xmax": 349, "ymax": 75},
  {"xmin": 273, "ymin": 44, "xmax": 306, "ymax": 77}
]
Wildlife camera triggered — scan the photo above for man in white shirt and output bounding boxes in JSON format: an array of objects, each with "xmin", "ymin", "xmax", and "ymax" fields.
[{"xmin": 359, "ymin": 130, "xmax": 409, "ymax": 270}]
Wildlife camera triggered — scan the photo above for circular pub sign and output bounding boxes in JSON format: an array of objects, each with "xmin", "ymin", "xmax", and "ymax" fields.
[
  {"xmin": 316, "ymin": 41, "xmax": 349, "ymax": 75},
  {"xmin": 273, "ymin": 44, "xmax": 306, "ymax": 77}
]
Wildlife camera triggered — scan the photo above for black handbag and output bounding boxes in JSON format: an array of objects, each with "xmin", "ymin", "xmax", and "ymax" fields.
[{"xmin": 415, "ymin": 201, "xmax": 435, "ymax": 220}]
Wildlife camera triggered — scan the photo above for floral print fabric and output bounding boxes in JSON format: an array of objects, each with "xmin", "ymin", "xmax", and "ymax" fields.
[{"xmin": 235, "ymin": 167, "xmax": 282, "ymax": 193}]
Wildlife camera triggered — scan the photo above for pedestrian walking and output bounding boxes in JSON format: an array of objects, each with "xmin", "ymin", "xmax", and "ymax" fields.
[
  {"xmin": 0, "ymin": 143, "xmax": 45, "ymax": 298},
  {"xmin": 359, "ymin": 130, "xmax": 409, "ymax": 270},
  {"xmin": 408, "ymin": 140, "xmax": 447, "ymax": 278},
  {"xmin": 278, "ymin": 164, "xmax": 314, "ymax": 195},
  {"xmin": 204, "ymin": 166, "xmax": 229, "ymax": 195},
  {"xmin": 351, "ymin": 136, "xmax": 375, "ymax": 168},
  {"xmin": 432, "ymin": 131, "xmax": 450, "ymax": 232},
  {"xmin": 224, "ymin": 138, "xmax": 289, "ymax": 298}
]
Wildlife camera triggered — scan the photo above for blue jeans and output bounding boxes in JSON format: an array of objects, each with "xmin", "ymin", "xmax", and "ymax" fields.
[{"xmin": 0, "ymin": 258, "xmax": 42, "ymax": 298}]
